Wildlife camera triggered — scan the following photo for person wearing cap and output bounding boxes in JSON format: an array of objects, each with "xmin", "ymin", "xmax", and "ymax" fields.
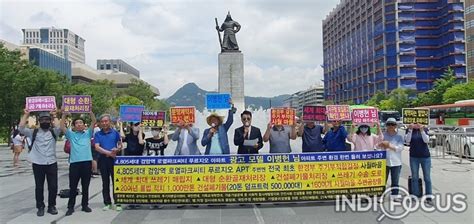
[
  {"xmin": 94, "ymin": 114, "xmax": 123, "ymax": 212},
  {"xmin": 378, "ymin": 117, "xmax": 404, "ymax": 202},
  {"xmin": 202, "ymin": 103, "xmax": 236, "ymax": 155},
  {"xmin": 234, "ymin": 110, "xmax": 263, "ymax": 154},
  {"xmin": 144, "ymin": 126, "xmax": 169, "ymax": 156},
  {"xmin": 297, "ymin": 120, "xmax": 326, "ymax": 153},
  {"xmin": 263, "ymin": 122, "xmax": 297, "ymax": 154},
  {"xmin": 406, "ymin": 122, "xmax": 433, "ymax": 205},
  {"xmin": 348, "ymin": 122, "xmax": 383, "ymax": 151},
  {"xmin": 322, "ymin": 120, "xmax": 349, "ymax": 152},
  {"xmin": 19, "ymin": 108, "xmax": 61, "ymax": 217},
  {"xmin": 119, "ymin": 122, "xmax": 145, "ymax": 156},
  {"xmin": 60, "ymin": 109, "xmax": 96, "ymax": 216}
]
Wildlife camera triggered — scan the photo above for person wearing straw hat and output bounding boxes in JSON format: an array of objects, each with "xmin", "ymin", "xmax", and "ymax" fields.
[{"xmin": 202, "ymin": 102, "xmax": 236, "ymax": 155}]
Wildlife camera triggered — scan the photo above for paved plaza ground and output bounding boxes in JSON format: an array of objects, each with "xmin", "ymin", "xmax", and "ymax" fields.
[{"xmin": 0, "ymin": 141, "xmax": 472, "ymax": 224}]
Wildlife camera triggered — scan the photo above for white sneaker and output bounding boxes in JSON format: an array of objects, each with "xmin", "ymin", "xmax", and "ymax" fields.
[{"xmin": 102, "ymin": 204, "xmax": 112, "ymax": 211}]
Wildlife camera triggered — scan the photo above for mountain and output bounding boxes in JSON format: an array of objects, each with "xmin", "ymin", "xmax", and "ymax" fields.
[{"xmin": 166, "ymin": 83, "xmax": 290, "ymax": 111}]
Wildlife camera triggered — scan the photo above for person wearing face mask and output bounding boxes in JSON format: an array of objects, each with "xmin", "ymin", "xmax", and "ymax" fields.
[
  {"xmin": 60, "ymin": 110, "xmax": 96, "ymax": 216},
  {"xmin": 348, "ymin": 122, "xmax": 383, "ymax": 151},
  {"xmin": 119, "ymin": 122, "xmax": 145, "ymax": 156},
  {"xmin": 145, "ymin": 126, "xmax": 169, "ymax": 156},
  {"xmin": 202, "ymin": 103, "xmax": 236, "ymax": 155},
  {"xmin": 19, "ymin": 108, "xmax": 61, "ymax": 217},
  {"xmin": 406, "ymin": 123, "xmax": 433, "ymax": 205},
  {"xmin": 297, "ymin": 120, "xmax": 326, "ymax": 152},
  {"xmin": 234, "ymin": 110, "xmax": 263, "ymax": 154},
  {"xmin": 322, "ymin": 120, "xmax": 349, "ymax": 152}
]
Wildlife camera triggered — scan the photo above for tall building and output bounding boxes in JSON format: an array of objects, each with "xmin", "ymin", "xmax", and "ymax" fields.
[
  {"xmin": 283, "ymin": 92, "xmax": 301, "ymax": 109},
  {"xmin": 22, "ymin": 27, "xmax": 85, "ymax": 63},
  {"xmin": 467, "ymin": 0, "xmax": 474, "ymax": 79},
  {"xmin": 72, "ymin": 63, "xmax": 159, "ymax": 96},
  {"xmin": 97, "ymin": 59, "xmax": 140, "ymax": 78},
  {"xmin": 1, "ymin": 39, "xmax": 72, "ymax": 78},
  {"xmin": 284, "ymin": 85, "xmax": 325, "ymax": 114},
  {"xmin": 323, "ymin": 0, "xmax": 467, "ymax": 104},
  {"xmin": 27, "ymin": 46, "xmax": 72, "ymax": 79}
]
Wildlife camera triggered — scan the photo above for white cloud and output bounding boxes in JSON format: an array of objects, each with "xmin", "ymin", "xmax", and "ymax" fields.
[{"xmin": 0, "ymin": 0, "xmax": 337, "ymax": 98}]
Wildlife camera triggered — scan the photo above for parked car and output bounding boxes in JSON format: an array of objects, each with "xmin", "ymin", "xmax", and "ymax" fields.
[
  {"xmin": 428, "ymin": 126, "xmax": 457, "ymax": 148},
  {"xmin": 445, "ymin": 127, "xmax": 474, "ymax": 159}
]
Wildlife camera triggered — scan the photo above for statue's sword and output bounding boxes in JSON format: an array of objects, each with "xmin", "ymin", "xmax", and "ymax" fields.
[{"xmin": 215, "ymin": 18, "xmax": 223, "ymax": 50}]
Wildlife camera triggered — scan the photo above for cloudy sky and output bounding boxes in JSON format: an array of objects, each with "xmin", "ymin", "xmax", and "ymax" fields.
[{"xmin": 0, "ymin": 0, "xmax": 339, "ymax": 98}]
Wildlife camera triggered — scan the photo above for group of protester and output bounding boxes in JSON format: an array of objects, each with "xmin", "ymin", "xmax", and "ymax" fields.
[{"xmin": 14, "ymin": 101, "xmax": 433, "ymax": 217}]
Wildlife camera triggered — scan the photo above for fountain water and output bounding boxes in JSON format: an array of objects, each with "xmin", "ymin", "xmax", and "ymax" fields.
[{"xmin": 163, "ymin": 108, "xmax": 303, "ymax": 155}]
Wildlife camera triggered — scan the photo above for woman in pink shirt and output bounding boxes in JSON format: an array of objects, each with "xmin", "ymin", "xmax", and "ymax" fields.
[{"xmin": 348, "ymin": 122, "xmax": 383, "ymax": 151}]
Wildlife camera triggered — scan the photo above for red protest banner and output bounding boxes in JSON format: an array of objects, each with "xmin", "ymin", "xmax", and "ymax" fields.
[
  {"xmin": 271, "ymin": 108, "xmax": 296, "ymax": 126},
  {"xmin": 351, "ymin": 108, "xmax": 379, "ymax": 124},
  {"xmin": 302, "ymin": 106, "xmax": 327, "ymax": 122},
  {"xmin": 170, "ymin": 107, "xmax": 195, "ymax": 124},
  {"xmin": 326, "ymin": 105, "xmax": 351, "ymax": 121}
]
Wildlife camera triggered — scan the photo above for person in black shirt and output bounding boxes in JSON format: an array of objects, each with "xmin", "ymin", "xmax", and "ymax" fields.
[
  {"xmin": 145, "ymin": 126, "xmax": 169, "ymax": 156},
  {"xmin": 119, "ymin": 122, "xmax": 145, "ymax": 156},
  {"xmin": 234, "ymin": 110, "xmax": 263, "ymax": 154}
]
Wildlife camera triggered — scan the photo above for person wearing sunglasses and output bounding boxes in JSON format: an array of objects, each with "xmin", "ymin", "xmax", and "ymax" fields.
[
  {"xmin": 378, "ymin": 118, "xmax": 404, "ymax": 202},
  {"xmin": 234, "ymin": 110, "xmax": 263, "ymax": 154}
]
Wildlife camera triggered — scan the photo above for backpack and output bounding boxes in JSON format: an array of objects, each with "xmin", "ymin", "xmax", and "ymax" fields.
[
  {"xmin": 58, "ymin": 188, "xmax": 81, "ymax": 198},
  {"xmin": 64, "ymin": 139, "xmax": 71, "ymax": 154},
  {"xmin": 29, "ymin": 128, "xmax": 57, "ymax": 152}
]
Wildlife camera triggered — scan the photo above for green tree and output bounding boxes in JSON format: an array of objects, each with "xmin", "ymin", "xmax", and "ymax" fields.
[
  {"xmin": 366, "ymin": 91, "xmax": 387, "ymax": 107},
  {"xmin": 378, "ymin": 89, "xmax": 412, "ymax": 113},
  {"xmin": 112, "ymin": 95, "xmax": 143, "ymax": 112},
  {"xmin": 0, "ymin": 44, "xmax": 69, "ymax": 142},
  {"xmin": 413, "ymin": 67, "xmax": 457, "ymax": 106},
  {"xmin": 443, "ymin": 81, "xmax": 474, "ymax": 104},
  {"xmin": 122, "ymin": 79, "xmax": 157, "ymax": 107},
  {"xmin": 68, "ymin": 80, "xmax": 117, "ymax": 116}
]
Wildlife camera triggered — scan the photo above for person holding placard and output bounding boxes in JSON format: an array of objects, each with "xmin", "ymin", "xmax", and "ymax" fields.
[
  {"xmin": 405, "ymin": 123, "xmax": 433, "ymax": 205},
  {"xmin": 60, "ymin": 109, "xmax": 96, "ymax": 216},
  {"xmin": 202, "ymin": 103, "xmax": 236, "ymax": 155},
  {"xmin": 378, "ymin": 118, "xmax": 404, "ymax": 202},
  {"xmin": 145, "ymin": 126, "xmax": 169, "ymax": 156},
  {"xmin": 263, "ymin": 122, "xmax": 297, "ymax": 154},
  {"xmin": 172, "ymin": 120, "xmax": 201, "ymax": 156},
  {"xmin": 297, "ymin": 121, "xmax": 325, "ymax": 152},
  {"xmin": 322, "ymin": 120, "xmax": 348, "ymax": 152},
  {"xmin": 19, "ymin": 108, "xmax": 61, "ymax": 216},
  {"xmin": 348, "ymin": 122, "xmax": 383, "ymax": 151},
  {"xmin": 234, "ymin": 110, "xmax": 263, "ymax": 154},
  {"xmin": 120, "ymin": 122, "xmax": 145, "ymax": 156}
]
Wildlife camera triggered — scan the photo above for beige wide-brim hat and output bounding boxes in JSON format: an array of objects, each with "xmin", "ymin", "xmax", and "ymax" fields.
[{"xmin": 206, "ymin": 113, "xmax": 224, "ymax": 126}]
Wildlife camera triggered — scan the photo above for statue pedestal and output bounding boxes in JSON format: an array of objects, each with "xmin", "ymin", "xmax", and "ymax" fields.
[{"xmin": 218, "ymin": 52, "xmax": 245, "ymax": 112}]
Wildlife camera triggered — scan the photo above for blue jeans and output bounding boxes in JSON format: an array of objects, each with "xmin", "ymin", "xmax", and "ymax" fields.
[
  {"xmin": 410, "ymin": 157, "xmax": 432, "ymax": 197},
  {"xmin": 385, "ymin": 165, "xmax": 401, "ymax": 195}
]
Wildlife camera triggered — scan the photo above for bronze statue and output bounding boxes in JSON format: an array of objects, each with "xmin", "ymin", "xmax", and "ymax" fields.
[{"xmin": 215, "ymin": 12, "xmax": 241, "ymax": 52}]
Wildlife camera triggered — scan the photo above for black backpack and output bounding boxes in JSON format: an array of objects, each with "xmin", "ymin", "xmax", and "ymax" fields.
[{"xmin": 29, "ymin": 128, "xmax": 57, "ymax": 152}]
